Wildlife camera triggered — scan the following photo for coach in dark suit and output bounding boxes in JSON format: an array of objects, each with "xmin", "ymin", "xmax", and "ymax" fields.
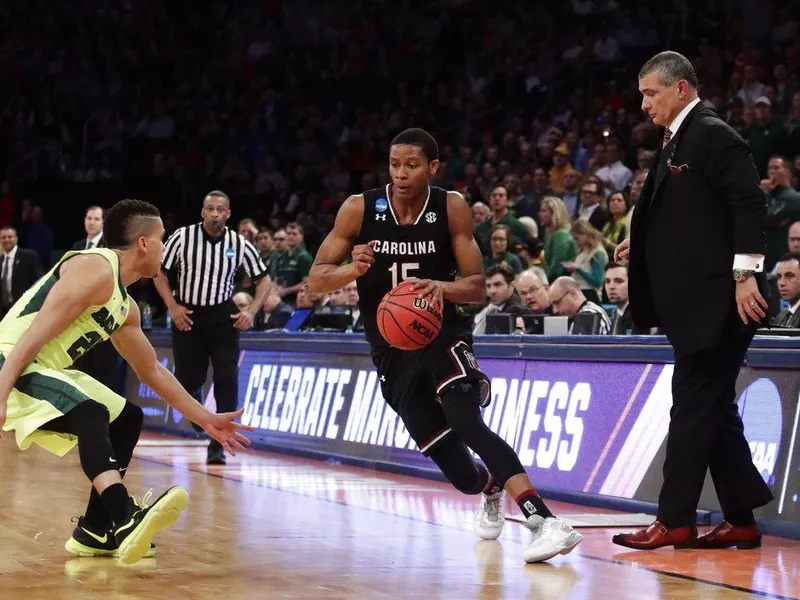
[
  {"xmin": 71, "ymin": 205, "xmax": 105, "ymax": 251},
  {"xmin": 0, "ymin": 226, "xmax": 43, "ymax": 319},
  {"xmin": 68, "ymin": 206, "xmax": 120, "ymax": 392},
  {"xmin": 613, "ymin": 52, "xmax": 773, "ymax": 551}
]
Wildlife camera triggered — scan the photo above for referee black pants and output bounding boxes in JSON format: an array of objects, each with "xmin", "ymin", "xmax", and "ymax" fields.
[{"xmin": 172, "ymin": 300, "xmax": 240, "ymax": 427}]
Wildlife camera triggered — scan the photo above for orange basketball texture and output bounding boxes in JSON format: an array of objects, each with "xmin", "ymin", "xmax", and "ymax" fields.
[{"xmin": 377, "ymin": 281, "xmax": 443, "ymax": 350}]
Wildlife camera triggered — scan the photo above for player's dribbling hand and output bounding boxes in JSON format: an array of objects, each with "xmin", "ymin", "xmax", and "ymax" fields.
[
  {"xmin": 201, "ymin": 408, "xmax": 254, "ymax": 456},
  {"xmin": 409, "ymin": 278, "xmax": 444, "ymax": 309},
  {"xmin": 170, "ymin": 304, "xmax": 194, "ymax": 331},
  {"xmin": 614, "ymin": 238, "xmax": 631, "ymax": 262},
  {"xmin": 352, "ymin": 240, "xmax": 377, "ymax": 276}
]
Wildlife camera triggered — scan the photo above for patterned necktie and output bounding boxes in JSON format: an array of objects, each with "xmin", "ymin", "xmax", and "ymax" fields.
[
  {"xmin": 662, "ymin": 127, "xmax": 673, "ymax": 148},
  {"xmin": 86, "ymin": 240, "xmax": 94, "ymax": 249}
]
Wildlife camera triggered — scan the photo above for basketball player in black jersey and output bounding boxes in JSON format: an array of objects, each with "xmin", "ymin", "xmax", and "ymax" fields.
[{"xmin": 309, "ymin": 128, "xmax": 582, "ymax": 563}]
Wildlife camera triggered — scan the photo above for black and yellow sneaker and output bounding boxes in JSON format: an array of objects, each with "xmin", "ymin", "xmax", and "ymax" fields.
[
  {"xmin": 65, "ymin": 516, "xmax": 157, "ymax": 558},
  {"xmin": 114, "ymin": 486, "xmax": 188, "ymax": 565}
]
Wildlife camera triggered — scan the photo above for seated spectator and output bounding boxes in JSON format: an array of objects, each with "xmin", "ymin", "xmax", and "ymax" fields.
[
  {"xmin": 517, "ymin": 216, "xmax": 539, "ymax": 241},
  {"xmin": 295, "ymin": 283, "xmax": 327, "ymax": 309},
  {"xmin": 475, "ymin": 184, "xmax": 534, "ymax": 248},
  {"xmin": 238, "ymin": 218, "xmax": 259, "ymax": 244},
  {"xmin": 484, "ymin": 224, "xmax": 523, "ymax": 275},
  {"xmin": 233, "ymin": 292, "xmax": 253, "ymax": 313},
  {"xmin": 548, "ymin": 276, "xmax": 611, "ymax": 334},
  {"xmin": 562, "ymin": 220, "xmax": 608, "ymax": 303},
  {"xmin": 255, "ymin": 288, "xmax": 294, "ymax": 330},
  {"xmin": 771, "ymin": 253, "xmax": 800, "ymax": 328},
  {"xmin": 602, "ymin": 191, "xmax": 629, "ymax": 250},
  {"xmin": 539, "ymin": 196, "xmax": 578, "ymax": 283},
  {"xmin": 514, "ymin": 237, "xmax": 545, "ymax": 268},
  {"xmin": 576, "ymin": 179, "xmax": 611, "ymax": 232},
  {"xmin": 472, "ymin": 202, "xmax": 490, "ymax": 227},
  {"xmin": 472, "ymin": 264, "xmax": 531, "ymax": 334},
  {"xmin": 515, "ymin": 268, "xmax": 553, "ymax": 314},
  {"xmin": 604, "ymin": 262, "xmax": 637, "ymax": 334}
]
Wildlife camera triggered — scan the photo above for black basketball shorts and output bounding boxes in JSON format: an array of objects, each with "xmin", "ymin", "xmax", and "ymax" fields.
[{"xmin": 371, "ymin": 329, "xmax": 490, "ymax": 455}]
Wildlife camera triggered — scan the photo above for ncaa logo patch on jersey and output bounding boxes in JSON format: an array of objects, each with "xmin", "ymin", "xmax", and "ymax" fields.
[
  {"xmin": 425, "ymin": 212, "xmax": 437, "ymax": 223},
  {"xmin": 375, "ymin": 197, "xmax": 389, "ymax": 213},
  {"xmin": 225, "ymin": 247, "xmax": 235, "ymax": 259}
]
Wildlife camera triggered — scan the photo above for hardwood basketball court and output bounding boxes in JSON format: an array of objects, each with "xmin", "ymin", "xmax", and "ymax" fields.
[{"xmin": 1, "ymin": 433, "xmax": 798, "ymax": 600}]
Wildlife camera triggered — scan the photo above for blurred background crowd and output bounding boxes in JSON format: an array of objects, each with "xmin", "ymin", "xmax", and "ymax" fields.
[{"xmin": 3, "ymin": 0, "xmax": 800, "ymax": 334}]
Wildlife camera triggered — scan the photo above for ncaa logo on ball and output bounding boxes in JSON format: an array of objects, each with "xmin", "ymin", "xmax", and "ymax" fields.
[
  {"xmin": 412, "ymin": 297, "xmax": 443, "ymax": 322},
  {"xmin": 225, "ymin": 247, "xmax": 235, "ymax": 259},
  {"xmin": 375, "ymin": 198, "xmax": 389, "ymax": 213}
]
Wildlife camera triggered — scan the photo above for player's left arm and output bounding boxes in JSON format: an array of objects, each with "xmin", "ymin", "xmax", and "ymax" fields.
[
  {"xmin": 111, "ymin": 303, "xmax": 253, "ymax": 455},
  {"xmin": 411, "ymin": 191, "xmax": 486, "ymax": 304}
]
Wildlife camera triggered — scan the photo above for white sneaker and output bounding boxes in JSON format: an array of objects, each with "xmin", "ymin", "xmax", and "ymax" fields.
[
  {"xmin": 523, "ymin": 517, "xmax": 583, "ymax": 563},
  {"xmin": 474, "ymin": 491, "xmax": 505, "ymax": 540}
]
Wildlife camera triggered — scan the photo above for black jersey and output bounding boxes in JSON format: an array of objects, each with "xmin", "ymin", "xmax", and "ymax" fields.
[{"xmin": 356, "ymin": 185, "xmax": 470, "ymax": 348}]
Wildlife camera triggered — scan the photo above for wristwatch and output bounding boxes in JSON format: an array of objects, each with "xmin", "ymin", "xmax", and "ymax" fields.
[{"xmin": 733, "ymin": 269, "xmax": 755, "ymax": 283}]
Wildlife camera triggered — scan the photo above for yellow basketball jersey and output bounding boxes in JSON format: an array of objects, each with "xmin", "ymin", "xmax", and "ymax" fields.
[{"xmin": 0, "ymin": 248, "xmax": 130, "ymax": 370}]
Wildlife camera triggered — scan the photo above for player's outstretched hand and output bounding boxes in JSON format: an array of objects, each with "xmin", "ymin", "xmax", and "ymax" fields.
[
  {"xmin": 614, "ymin": 238, "xmax": 630, "ymax": 263},
  {"xmin": 352, "ymin": 240, "xmax": 377, "ymax": 276},
  {"xmin": 201, "ymin": 408, "xmax": 254, "ymax": 456},
  {"xmin": 409, "ymin": 278, "xmax": 444, "ymax": 309}
]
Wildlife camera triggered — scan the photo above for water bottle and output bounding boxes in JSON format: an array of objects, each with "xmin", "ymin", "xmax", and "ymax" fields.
[{"xmin": 141, "ymin": 302, "xmax": 152, "ymax": 331}]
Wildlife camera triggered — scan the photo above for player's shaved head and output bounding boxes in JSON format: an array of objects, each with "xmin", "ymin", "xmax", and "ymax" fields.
[{"xmin": 104, "ymin": 199, "xmax": 162, "ymax": 249}]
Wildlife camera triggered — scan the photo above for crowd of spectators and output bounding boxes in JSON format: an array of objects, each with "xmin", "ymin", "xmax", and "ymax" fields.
[{"xmin": 4, "ymin": 0, "xmax": 800, "ymax": 333}]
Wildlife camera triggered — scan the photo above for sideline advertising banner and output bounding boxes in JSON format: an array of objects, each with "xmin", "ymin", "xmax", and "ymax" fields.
[{"xmin": 130, "ymin": 346, "xmax": 800, "ymax": 525}]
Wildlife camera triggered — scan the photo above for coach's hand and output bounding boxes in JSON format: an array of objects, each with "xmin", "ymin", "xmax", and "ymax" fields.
[
  {"xmin": 409, "ymin": 278, "xmax": 444, "ymax": 308},
  {"xmin": 352, "ymin": 240, "xmax": 377, "ymax": 276},
  {"xmin": 170, "ymin": 304, "xmax": 194, "ymax": 331},
  {"xmin": 736, "ymin": 277, "xmax": 768, "ymax": 325},
  {"xmin": 614, "ymin": 239, "xmax": 631, "ymax": 262},
  {"xmin": 614, "ymin": 238, "xmax": 631, "ymax": 262},
  {"xmin": 231, "ymin": 308, "xmax": 256, "ymax": 331},
  {"xmin": 201, "ymin": 408, "xmax": 254, "ymax": 456}
]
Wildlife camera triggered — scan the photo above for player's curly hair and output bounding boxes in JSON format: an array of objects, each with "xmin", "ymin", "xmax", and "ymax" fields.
[{"xmin": 103, "ymin": 199, "xmax": 161, "ymax": 249}]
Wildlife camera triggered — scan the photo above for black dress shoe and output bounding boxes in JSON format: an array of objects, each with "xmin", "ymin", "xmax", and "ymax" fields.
[{"xmin": 206, "ymin": 441, "xmax": 226, "ymax": 465}]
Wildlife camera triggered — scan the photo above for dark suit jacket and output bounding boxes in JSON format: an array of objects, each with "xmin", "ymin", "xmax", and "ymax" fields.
[
  {"xmin": 71, "ymin": 235, "xmax": 106, "ymax": 251},
  {"xmin": 7, "ymin": 248, "xmax": 44, "ymax": 304},
  {"xmin": 255, "ymin": 301, "xmax": 293, "ymax": 330},
  {"xmin": 629, "ymin": 103, "xmax": 766, "ymax": 354},
  {"xmin": 500, "ymin": 292, "xmax": 533, "ymax": 316}
]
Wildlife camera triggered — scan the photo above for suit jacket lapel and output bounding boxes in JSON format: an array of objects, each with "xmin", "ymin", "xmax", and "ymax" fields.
[{"xmin": 647, "ymin": 102, "xmax": 706, "ymax": 212}]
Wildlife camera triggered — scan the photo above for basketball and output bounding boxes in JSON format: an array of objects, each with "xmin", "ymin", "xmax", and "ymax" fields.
[{"xmin": 377, "ymin": 280, "xmax": 443, "ymax": 350}]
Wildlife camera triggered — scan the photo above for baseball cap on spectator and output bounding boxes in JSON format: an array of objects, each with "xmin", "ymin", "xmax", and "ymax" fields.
[{"xmin": 755, "ymin": 96, "xmax": 772, "ymax": 107}]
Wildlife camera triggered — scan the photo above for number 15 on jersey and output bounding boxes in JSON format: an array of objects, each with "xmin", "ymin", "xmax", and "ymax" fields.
[{"xmin": 388, "ymin": 262, "xmax": 420, "ymax": 288}]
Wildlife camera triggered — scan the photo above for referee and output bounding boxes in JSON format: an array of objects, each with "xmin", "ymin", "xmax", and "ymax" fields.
[{"xmin": 154, "ymin": 190, "xmax": 271, "ymax": 465}]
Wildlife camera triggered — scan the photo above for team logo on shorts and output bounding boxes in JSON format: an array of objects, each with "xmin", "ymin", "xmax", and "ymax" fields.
[
  {"xmin": 225, "ymin": 247, "xmax": 235, "ymax": 259},
  {"xmin": 375, "ymin": 197, "xmax": 389, "ymax": 213},
  {"xmin": 425, "ymin": 212, "xmax": 437, "ymax": 223}
]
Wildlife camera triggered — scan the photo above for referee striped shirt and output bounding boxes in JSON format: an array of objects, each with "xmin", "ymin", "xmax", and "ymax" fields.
[
  {"xmin": 571, "ymin": 301, "xmax": 612, "ymax": 335},
  {"xmin": 162, "ymin": 223, "xmax": 268, "ymax": 306}
]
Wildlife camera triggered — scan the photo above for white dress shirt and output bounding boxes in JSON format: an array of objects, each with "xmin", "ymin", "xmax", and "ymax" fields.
[
  {"xmin": 668, "ymin": 96, "xmax": 763, "ymax": 273},
  {"xmin": 85, "ymin": 233, "xmax": 103, "ymax": 249}
]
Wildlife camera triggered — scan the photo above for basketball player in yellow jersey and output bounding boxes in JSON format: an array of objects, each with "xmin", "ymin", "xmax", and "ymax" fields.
[{"xmin": 0, "ymin": 199, "xmax": 253, "ymax": 565}]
